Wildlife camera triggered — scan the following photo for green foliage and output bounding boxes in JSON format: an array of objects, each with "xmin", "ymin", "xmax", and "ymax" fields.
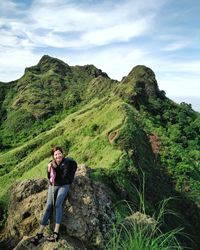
[
  {"xmin": 3, "ymin": 110, "xmax": 35, "ymax": 134},
  {"xmin": 141, "ymin": 96, "xmax": 200, "ymax": 199},
  {"xmin": 0, "ymin": 191, "xmax": 11, "ymax": 230}
]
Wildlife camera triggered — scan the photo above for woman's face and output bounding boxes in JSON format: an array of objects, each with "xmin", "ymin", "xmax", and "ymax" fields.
[{"xmin": 53, "ymin": 150, "xmax": 63, "ymax": 164}]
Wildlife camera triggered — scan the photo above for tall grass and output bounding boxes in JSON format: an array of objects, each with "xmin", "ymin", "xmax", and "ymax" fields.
[
  {"xmin": 106, "ymin": 223, "xmax": 183, "ymax": 250},
  {"xmin": 105, "ymin": 179, "xmax": 187, "ymax": 250}
]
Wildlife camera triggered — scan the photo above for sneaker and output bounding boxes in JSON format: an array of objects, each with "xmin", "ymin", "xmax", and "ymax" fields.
[
  {"xmin": 47, "ymin": 232, "xmax": 59, "ymax": 242},
  {"xmin": 30, "ymin": 232, "xmax": 44, "ymax": 245}
]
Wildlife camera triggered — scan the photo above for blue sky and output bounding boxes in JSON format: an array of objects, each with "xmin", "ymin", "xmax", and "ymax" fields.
[{"xmin": 0, "ymin": 0, "xmax": 200, "ymax": 111}]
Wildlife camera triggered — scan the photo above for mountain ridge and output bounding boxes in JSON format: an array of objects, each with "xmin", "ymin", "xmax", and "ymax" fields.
[{"xmin": 0, "ymin": 55, "xmax": 199, "ymax": 249}]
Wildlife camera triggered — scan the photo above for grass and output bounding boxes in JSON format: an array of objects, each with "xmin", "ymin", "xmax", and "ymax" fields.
[
  {"xmin": 106, "ymin": 223, "xmax": 183, "ymax": 250},
  {"xmin": 105, "ymin": 185, "xmax": 185, "ymax": 250}
]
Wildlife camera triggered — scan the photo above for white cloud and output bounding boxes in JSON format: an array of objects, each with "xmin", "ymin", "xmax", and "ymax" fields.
[
  {"xmin": 0, "ymin": 0, "xmax": 164, "ymax": 50},
  {"xmin": 148, "ymin": 60, "xmax": 200, "ymax": 97},
  {"xmin": 153, "ymin": 60, "xmax": 200, "ymax": 75},
  {"xmin": 158, "ymin": 76, "xmax": 200, "ymax": 97},
  {"xmin": 26, "ymin": 31, "xmax": 85, "ymax": 48},
  {"xmin": 0, "ymin": 48, "xmax": 40, "ymax": 82},
  {"xmin": 163, "ymin": 41, "xmax": 189, "ymax": 51},
  {"xmin": 26, "ymin": 0, "xmax": 160, "ymax": 48},
  {"xmin": 82, "ymin": 17, "xmax": 153, "ymax": 46}
]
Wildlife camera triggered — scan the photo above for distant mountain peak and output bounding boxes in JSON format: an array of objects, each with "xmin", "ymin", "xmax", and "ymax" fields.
[
  {"xmin": 38, "ymin": 55, "xmax": 69, "ymax": 67},
  {"xmin": 25, "ymin": 54, "xmax": 71, "ymax": 76},
  {"xmin": 122, "ymin": 65, "xmax": 160, "ymax": 98}
]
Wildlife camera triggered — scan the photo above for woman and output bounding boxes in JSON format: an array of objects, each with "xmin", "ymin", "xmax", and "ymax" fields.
[{"xmin": 31, "ymin": 146, "xmax": 77, "ymax": 245}]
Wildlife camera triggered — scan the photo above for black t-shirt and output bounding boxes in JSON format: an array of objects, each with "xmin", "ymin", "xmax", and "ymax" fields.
[{"xmin": 48, "ymin": 157, "xmax": 77, "ymax": 186}]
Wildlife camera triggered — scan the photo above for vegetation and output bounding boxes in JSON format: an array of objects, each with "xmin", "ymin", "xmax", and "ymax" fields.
[
  {"xmin": 105, "ymin": 195, "xmax": 184, "ymax": 250},
  {"xmin": 0, "ymin": 55, "xmax": 199, "ymax": 249}
]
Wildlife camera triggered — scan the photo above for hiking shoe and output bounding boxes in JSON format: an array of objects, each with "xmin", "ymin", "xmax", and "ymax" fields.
[
  {"xmin": 47, "ymin": 232, "xmax": 59, "ymax": 242},
  {"xmin": 30, "ymin": 232, "xmax": 44, "ymax": 245}
]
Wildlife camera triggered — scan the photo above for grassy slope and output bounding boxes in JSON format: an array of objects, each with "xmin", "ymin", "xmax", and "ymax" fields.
[{"xmin": 0, "ymin": 95, "xmax": 125, "ymax": 198}]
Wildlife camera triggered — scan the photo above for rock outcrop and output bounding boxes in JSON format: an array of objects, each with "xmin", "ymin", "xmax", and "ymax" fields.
[
  {"xmin": 0, "ymin": 165, "xmax": 115, "ymax": 250},
  {"xmin": 123, "ymin": 211, "xmax": 156, "ymax": 232}
]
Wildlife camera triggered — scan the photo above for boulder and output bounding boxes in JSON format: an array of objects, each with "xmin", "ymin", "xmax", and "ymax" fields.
[{"xmin": 0, "ymin": 165, "xmax": 115, "ymax": 249}]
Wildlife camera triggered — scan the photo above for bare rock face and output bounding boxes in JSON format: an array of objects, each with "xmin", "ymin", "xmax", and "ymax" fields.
[
  {"xmin": 148, "ymin": 132, "xmax": 161, "ymax": 159},
  {"xmin": 3, "ymin": 179, "xmax": 48, "ymax": 248},
  {"xmin": 0, "ymin": 165, "xmax": 115, "ymax": 250}
]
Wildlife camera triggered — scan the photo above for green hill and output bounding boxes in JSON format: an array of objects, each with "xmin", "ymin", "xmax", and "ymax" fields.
[{"xmin": 0, "ymin": 55, "xmax": 199, "ymax": 249}]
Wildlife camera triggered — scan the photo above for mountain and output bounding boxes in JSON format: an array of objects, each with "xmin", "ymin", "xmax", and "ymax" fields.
[{"xmin": 0, "ymin": 55, "xmax": 199, "ymax": 249}]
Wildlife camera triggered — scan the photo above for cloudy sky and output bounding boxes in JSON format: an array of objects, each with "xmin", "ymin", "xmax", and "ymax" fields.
[{"xmin": 0, "ymin": 0, "xmax": 200, "ymax": 111}]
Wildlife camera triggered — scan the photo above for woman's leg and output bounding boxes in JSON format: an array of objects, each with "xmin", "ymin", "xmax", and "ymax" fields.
[
  {"xmin": 54, "ymin": 185, "xmax": 69, "ymax": 230},
  {"xmin": 31, "ymin": 185, "xmax": 55, "ymax": 245},
  {"xmin": 47, "ymin": 185, "xmax": 69, "ymax": 242},
  {"xmin": 40, "ymin": 185, "xmax": 58, "ymax": 227}
]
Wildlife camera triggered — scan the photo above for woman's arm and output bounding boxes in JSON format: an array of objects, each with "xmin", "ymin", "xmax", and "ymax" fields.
[
  {"xmin": 62, "ymin": 158, "xmax": 77, "ymax": 184},
  {"xmin": 47, "ymin": 160, "xmax": 56, "ymax": 179}
]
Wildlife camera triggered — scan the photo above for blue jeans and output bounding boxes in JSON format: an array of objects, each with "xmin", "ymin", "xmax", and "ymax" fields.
[{"xmin": 41, "ymin": 184, "xmax": 69, "ymax": 225}]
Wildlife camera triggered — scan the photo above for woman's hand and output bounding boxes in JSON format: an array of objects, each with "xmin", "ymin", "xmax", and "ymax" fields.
[
  {"xmin": 48, "ymin": 162, "xmax": 52, "ymax": 172},
  {"xmin": 48, "ymin": 161, "xmax": 57, "ymax": 172}
]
